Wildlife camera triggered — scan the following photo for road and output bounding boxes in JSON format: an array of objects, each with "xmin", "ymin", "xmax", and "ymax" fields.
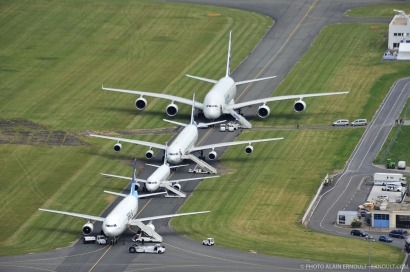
[{"xmin": 1, "ymin": 1, "xmax": 408, "ymax": 271}]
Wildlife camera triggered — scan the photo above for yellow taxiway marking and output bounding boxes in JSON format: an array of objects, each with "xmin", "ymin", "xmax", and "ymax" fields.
[{"xmin": 237, "ymin": 0, "xmax": 319, "ymax": 100}]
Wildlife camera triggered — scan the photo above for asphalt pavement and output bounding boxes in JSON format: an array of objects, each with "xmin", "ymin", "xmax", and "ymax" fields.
[{"xmin": 1, "ymin": 1, "xmax": 409, "ymax": 272}]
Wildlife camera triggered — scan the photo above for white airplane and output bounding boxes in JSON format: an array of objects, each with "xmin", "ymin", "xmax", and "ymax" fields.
[
  {"xmin": 101, "ymin": 31, "xmax": 348, "ymax": 128},
  {"xmin": 90, "ymin": 97, "xmax": 284, "ymax": 165},
  {"xmin": 39, "ymin": 160, "xmax": 209, "ymax": 241},
  {"xmin": 101, "ymin": 155, "xmax": 219, "ymax": 197}
]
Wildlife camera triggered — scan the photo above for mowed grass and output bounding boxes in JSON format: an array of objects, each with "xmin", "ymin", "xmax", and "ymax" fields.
[
  {"xmin": 173, "ymin": 23, "xmax": 409, "ymax": 264},
  {"xmin": 346, "ymin": 4, "xmax": 410, "ymax": 17},
  {"xmin": 0, "ymin": 0, "xmax": 272, "ymax": 255}
]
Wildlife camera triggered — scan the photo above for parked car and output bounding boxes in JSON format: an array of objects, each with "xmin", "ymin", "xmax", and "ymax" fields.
[
  {"xmin": 332, "ymin": 119, "xmax": 349, "ymax": 126},
  {"xmin": 379, "ymin": 235, "xmax": 393, "ymax": 243},
  {"xmin": 351, "ymin": 119, "xmax": 367, "ymax": 126},
  {"xmin": 389, "ymin": 229, "xmax": 408, "ymax": 239},
  {"xmin": 350, "ymin": 229, "xmax": 368, "ymax": 237}
]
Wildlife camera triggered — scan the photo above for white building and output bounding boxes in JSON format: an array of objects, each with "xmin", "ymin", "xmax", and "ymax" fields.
[{"xmin": 388, "ymin": 10, "xmax": 410, "ymax": 50}]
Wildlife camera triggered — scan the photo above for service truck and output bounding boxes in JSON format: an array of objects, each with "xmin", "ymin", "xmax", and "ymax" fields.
[
  {"xmin": 373, "ymin": 173, "xmax": 407, "ymax": 186},
  {"xmin": 129, "ymin": 244, "xmax": 165, "ymax": 254}
]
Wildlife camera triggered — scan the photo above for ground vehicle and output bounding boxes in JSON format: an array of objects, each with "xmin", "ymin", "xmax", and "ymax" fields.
[
  {"xmin": 332, "ymin": 119, "xmax": 349, "ymax": 126},
  {"xmin": 351, "ymin": 119, "xmax": 367, "ymax": 126},
  {"xmin": 83, "ymin": 235, "xmax": 107, "ymax": 244},
  {"xmin": 398, "ymin": 161, "xmax": 406, "ymax": 170},
  {"xmin": 202, "ymin": 237, "xmax": 215, "ymax": 246},
  {"xmin": 389, "ymin": 229, "xmax": 407, "ymax": 239},
  {"xmin": 220, "ymin": 122, "xmax": 242, "ymax": 132},
  {"xmin": 129, "ymin": 244, "xmax": 165, "ymax": 253},
  {"xmin": 96, "ymin": 235, "xmax": 107, "ymax": 245},
  {"xmin": 373, "ymin": 173, "xmax": 407, "ymax": 186},
  {"xmin": 379, "ymin": 235, "xmax": 393, "ymax": 243},
  {"xmin": 405, "ymin": 237, "xmax": 410, "ymax": 252},
  {"xmin": 83, "ymin": 235, "xmax": 96, "ymax": 244},
  {"xmin": 381, "ymin": 184, "xmax": 403, "ymax": 192},
  {"xmin": 386, "ymin": 159, "xmax": 396, "ymax": 169},
  {"xmin": 350, "ymin": 229, "xmax": 368, "ymax": 237}
]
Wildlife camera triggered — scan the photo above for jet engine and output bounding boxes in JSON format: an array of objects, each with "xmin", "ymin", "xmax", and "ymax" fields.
[
  {"xmin": 294, "ymin": 99, "xmax": 306, "ymax": 112},
  {"xmin": 135, "ymin": 97, "xmax": 147, "ymax": 110},
  {"xmin": 114, "ymin": 142, "xmax": 122, "ymax": 152},
  {"xmin": 245, "ymin": 145, "xmax": 254, "ymax": 154},
  {"xmin": 145, "ymin": 149, "xmax": 154, "ymax": 159},
  {"xmin": 82, "ymin": 222, "xmax": 94, "ymax": 235},
  {"xmin": 172, "ymin": 183, "xmax": 181, "ymax": 191},
  {"xmin": 258, "ymin": 104, "xmax": 271, "ymax": 118},
  {"xmin": 135, "ymin": 182, "xmax": 140, "ymax": 191},
  {"xmin": 166, "ymin": 103, "xmax": 178, "ymax": 116},
  {"xmin": 208, "ymin": 150, "xmax": 217, "ymax": 160}
]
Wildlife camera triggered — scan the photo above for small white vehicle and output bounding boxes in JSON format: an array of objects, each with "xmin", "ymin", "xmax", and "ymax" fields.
[
  {"xmin": 202, "ymin": 237, "xmax": 215, "ymax": 246},
  {"xmin": 351, "ymin": 119, "xmax": 367, "ymax": 126},
  {"xmin": 83, "ymin": 235, "xmax": 96, "ymax": 244},
  {"xmin": 381, "ymin": 184, "xmax": 402, "ymax": 192},
  {"xmin": 398, "ymin": 161, "xmax": 406, "ymax": 170},
  {"xmin": 332, "ymin": 119, "xmax": 349, "ymax": 126},
  {"xmin": 129, "ymin": 244, "xmax": 165, "ymax": 254},
  {"xmin": 96, "ymin": 235, "xmax": 107, "ymax": 245}
]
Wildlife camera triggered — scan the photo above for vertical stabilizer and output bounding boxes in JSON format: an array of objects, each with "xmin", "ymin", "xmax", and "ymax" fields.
[
  {"xmin": 226, "ymin": 31, "xmax": 232, "ymax": 77},
  {"xmin": 130, "ymin": 159, "xmax": 138, "ymax": 197},
  {"xmin": 190, "ymin": 94, "xmax": 196, "ymax": 125}
]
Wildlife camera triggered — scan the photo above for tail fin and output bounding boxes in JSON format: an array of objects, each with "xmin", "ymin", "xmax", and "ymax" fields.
[
  {"xmin": 190, "ymin": 94, "xmax": 195, "ymax": 125},
  {"xmin": 130, "ymin": 159, "xmax": 138, "ymax": 197},
  {"xmin": 226, "ymin": 31, "xmax": 232, "ymax": 77}
]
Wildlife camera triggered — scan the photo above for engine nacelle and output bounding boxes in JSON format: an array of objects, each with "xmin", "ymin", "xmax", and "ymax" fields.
[
  {"xmin": 82, "ymin": 222, "xmax": 94, "ymax": 235},
  {"xmin": 245, "ymin": 145, "xmax": 254, "ymax": 154},
  {"xmin": 135, "ymin": 182, "xmax": 140, "ymax": 191},
  {"xmin": 208, "ymin": 150, "xmax": 217, "ymax": 160},
  {"xmin": 135, "ymin": 97, "xmax": 147, "ymax": 110},
  {"xmin": 145, "ymin": 149, "xmax": 154, "ymax": 159},
  {"xmin": 166, "ymin": 103, "xmax": 178, "ymax": 116},
  {"xmin": 172, "ymin": 183, "xmax": 181, "ymax": 191},
  {"xmin": 258, "ymin": 104, "xmax": 271, "ymax": 118},
  {"xmin": 294, "ymin": 99, "xmax": 306, "ymax": 112},
  {"xmin": 114, "ymin": 142, "xmax": 122, "ymax": 152}
]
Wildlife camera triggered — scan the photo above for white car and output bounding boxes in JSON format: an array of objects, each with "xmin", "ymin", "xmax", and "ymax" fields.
[
  {"xmin": 351, "ymin": 119, "xmax": 367, "ymax": 126},
  {"xmin": 332, "ymin": 119, "xmax": 349, "ymax": 126}
]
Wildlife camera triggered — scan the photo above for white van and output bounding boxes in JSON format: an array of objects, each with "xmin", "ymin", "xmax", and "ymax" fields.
[
  {"xmin": 351, "ymin": 119, "xmax": 367, "ymax": 126},
  {"xmin": 332, "ymin": 119, "xmax": 349, "ymax": 126}
]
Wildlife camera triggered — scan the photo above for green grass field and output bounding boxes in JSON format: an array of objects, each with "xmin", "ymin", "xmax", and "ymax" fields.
[
  {"xmin": 346, "ymin": 4, "xmax": 410, "ymax": 17},
  {"xmin": 0, "ymin": 0, "xmax": 408, "ymax": 265}
]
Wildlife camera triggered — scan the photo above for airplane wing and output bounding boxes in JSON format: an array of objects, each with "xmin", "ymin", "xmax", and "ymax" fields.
[
  {"xmin": 39, "ymin": 208, "xmax": 105, "ymax": 222},
  {"xmin": 230, "ymin": 92, "xmax": 349, "ymax": 110},
  {"xmin": 129, "ymin": 211, "xmax": 210, "ymax": 223},
  {"xmin": 102, "ymin": 86, "xmax": 204, "ymax": 110},
  {"xmin": 89, "ymin": 134, "xmax": 167, "ymax": 150},
  {"xmin": 190, "ymin": 137, "xmax": 283, "ymax": 152}
]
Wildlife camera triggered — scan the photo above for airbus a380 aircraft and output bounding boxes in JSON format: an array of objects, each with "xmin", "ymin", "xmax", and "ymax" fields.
[
  {"xmin": 90, "ymin": 99, "xmax": 283, "ymax": 166},
  {"xmin": 101, "ymin": 31, "xmax": 348, "ymax": 128},
  {"xmin": 102, "ymin": 155, "xmax": 219, "ymax": 197},
  {"xmin": 39, "ymin": 161, "xmax": 209, "ymax": 241}
]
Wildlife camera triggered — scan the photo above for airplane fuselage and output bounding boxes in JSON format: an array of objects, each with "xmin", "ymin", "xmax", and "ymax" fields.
[
  {"xmin": 102, "ymin": 195, "xmax": 138, "ymax": 237},
  {"xmin": 202, "ymin": 77, "xmax": 236, "ymax": 119},
  {"xmin": 167, "ymin": 124, "xmax": 198, "ymax": 164},
  {"xmin": 145, "ymin": 164, "xmax": 171, "ymax": 192}
]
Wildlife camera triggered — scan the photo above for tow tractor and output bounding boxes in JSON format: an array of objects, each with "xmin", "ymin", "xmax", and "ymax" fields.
[
  {"xmin": 220, "ymin": 122, "xmax": 242, "ymax": 132},
  {"xmin": 83, "ymin": 235, "xmax": 107, "ymax": 245},
  {"xmin": 202, "ymin": 237, "xmax": 215, "ymax": 246},
  {"xmin": 129, "ymin": 244, "xmax": 165, "ymax": 254}
]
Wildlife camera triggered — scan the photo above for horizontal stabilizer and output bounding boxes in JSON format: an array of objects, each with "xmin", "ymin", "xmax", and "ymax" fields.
[
  {"xmin": 186, "ymin": 74, "xmax": 218, "ymax": 84},
  {"xmin": 197, "ymin": 120, "xmax": 227, "ymax": 128},
  {"xmin": 163, "ymin": 119, "xmax": 188, "ymax": 127},
  {"xmin": 235, "ymin": 75, "xmax": 277, "ymax": 86},
  {"xmin": 164, "ymin": 185, "xmax": 186, "ymax": 197}
]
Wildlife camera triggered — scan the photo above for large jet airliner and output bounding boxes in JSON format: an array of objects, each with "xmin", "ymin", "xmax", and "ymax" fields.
[
  {"xmin": 100, "ymin": 31, "xmax": 348, "ymax": 128},
  {"xmin": 90, "ymin": 98, "xmax": 283, "ymax": 166},
  {"xmin": 102, "ymin": 155, "xmax": 219, "ymax": 197},
  {"xmin": 39, "ymin": 160, "xmax": 209, "ymax": 242}
]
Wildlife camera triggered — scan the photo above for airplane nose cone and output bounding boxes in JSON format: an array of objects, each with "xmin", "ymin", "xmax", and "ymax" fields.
[
  {"xmin": 204, "ymin": 108, "xmax": 221, "ymax": 119},
  {"xmin": 167, "ymin": 155, "xmax": 181, "ymax": 165},
  {"xmin": 146, "ymin": 183, "xmax": 159, "ymax": 192}
]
